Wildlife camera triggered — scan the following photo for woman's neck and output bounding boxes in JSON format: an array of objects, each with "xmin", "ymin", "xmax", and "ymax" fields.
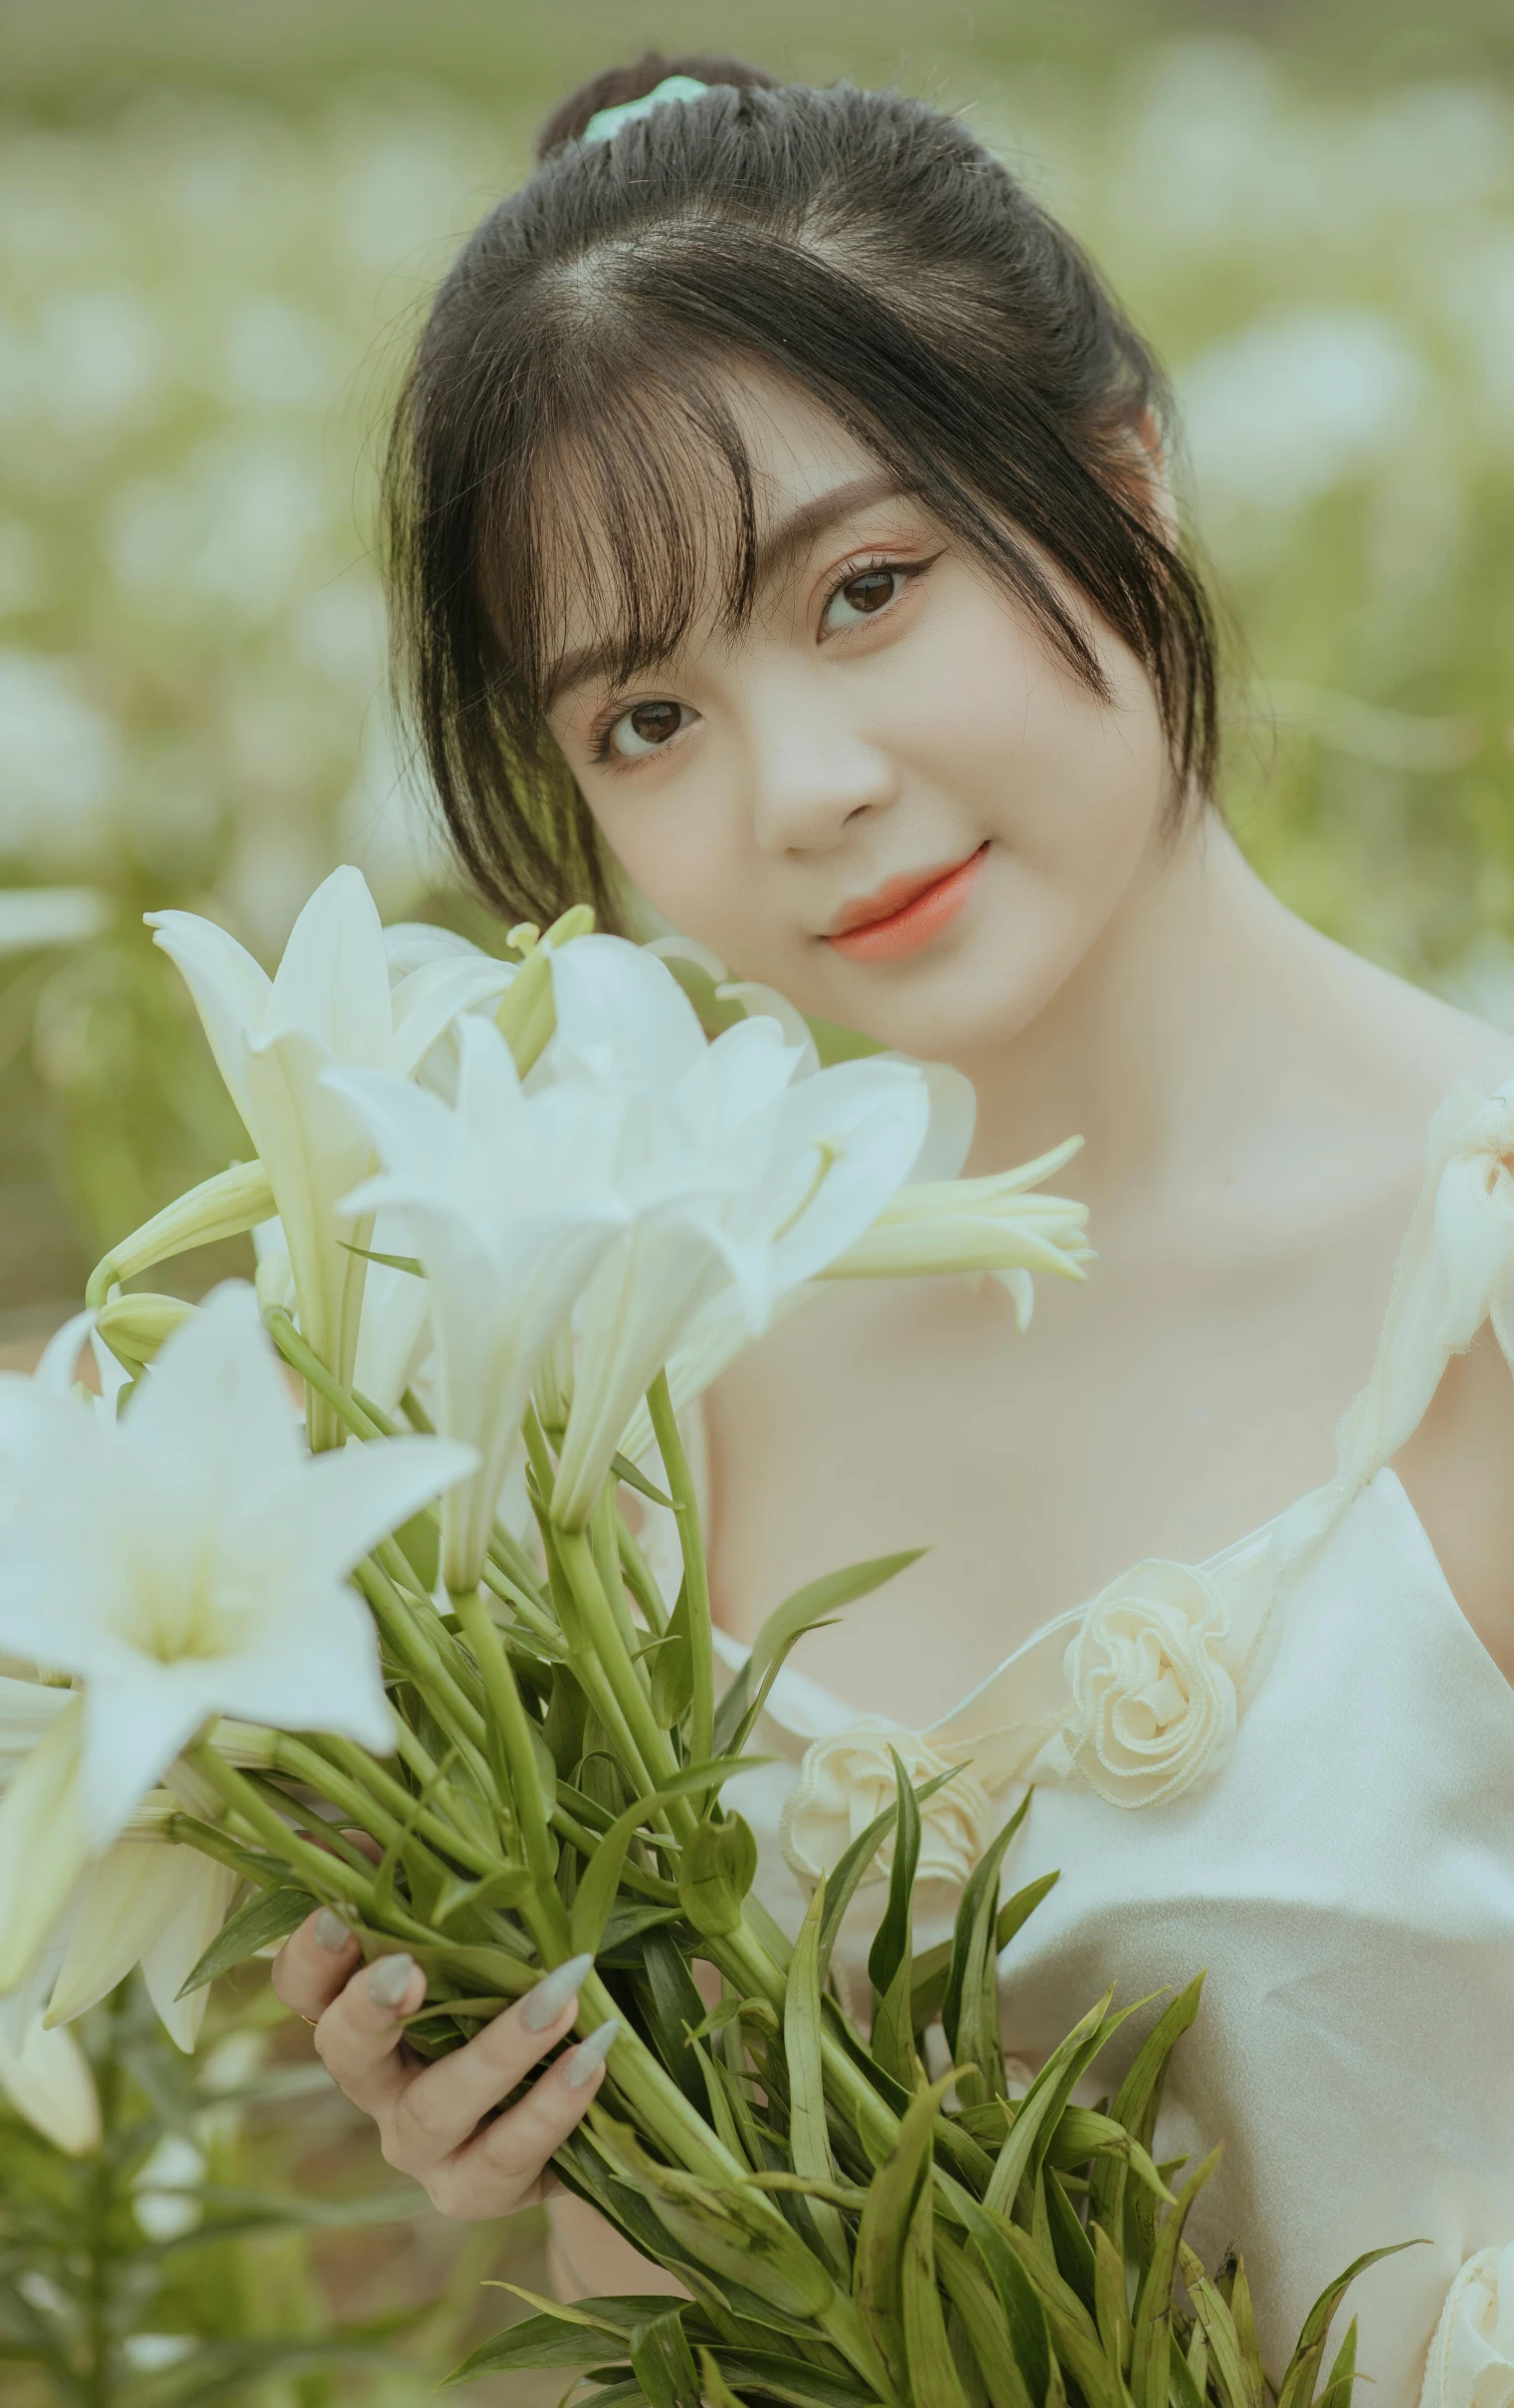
[{"xmin": 957, "ymin": 814, "xmax": 1336, "ymax": 1213}]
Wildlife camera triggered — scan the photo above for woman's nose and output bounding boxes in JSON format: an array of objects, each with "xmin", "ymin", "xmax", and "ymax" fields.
[{"xmin": 743, "ymin": 694, "xmax": 898, "ymax": 856}]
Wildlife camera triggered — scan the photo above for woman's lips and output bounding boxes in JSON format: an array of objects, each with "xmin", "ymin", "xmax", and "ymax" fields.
[{"xmin": 825, "ymin": 844, "xmax": 989, "ymax": 963}]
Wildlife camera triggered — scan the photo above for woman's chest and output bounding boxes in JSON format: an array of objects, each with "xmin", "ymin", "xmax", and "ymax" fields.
[{"xmin": 704, "ymin": 1184, "xmax": 1418, "ymax": 1723}]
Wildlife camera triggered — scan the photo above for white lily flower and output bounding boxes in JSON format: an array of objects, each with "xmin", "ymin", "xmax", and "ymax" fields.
[
  {"xmin": 147, "ymin": 867, "xmax": 513, "ymax": 1447},
  {"xmin": 0, "ymin": 1282, "xmax": 474, "ymax": 1855},
  {"xmin": 544, "ymin": 938, "xmax": 932, "ymax": 1529},
  {"xmin": 0, "ymin": 1674, "xmax": 267, "ymax": 2032},
  {"xmin": 46, "ymin": 1834, "xmax": 239, "ymax": 2051},
  {"xmin": 0, "ymin": 2012, "xmax": 99, "ymax": 2154},
  {"xmin": 817, "ymin": 1139, "xmax": 1092, "ymax": 1327},
  {"xmin": 329, "ymin": 1016, "xmax": 634, "ymax": 1591}
]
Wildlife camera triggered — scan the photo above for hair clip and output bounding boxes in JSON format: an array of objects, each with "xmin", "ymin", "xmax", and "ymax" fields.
[{"xmin": 582, "ymin": 75, "xmax": 710, "ymax": 147}]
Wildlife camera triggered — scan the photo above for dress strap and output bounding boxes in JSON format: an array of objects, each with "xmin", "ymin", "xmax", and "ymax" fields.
[{"xmin": 1274, "ymin": 1073, "xmax": 1514, "ymax": 1571}]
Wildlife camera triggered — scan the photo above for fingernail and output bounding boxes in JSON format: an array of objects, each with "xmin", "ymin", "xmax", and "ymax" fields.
[
  {"xmin": 312, "ymin": 1908, "xmax": 350, "ymax": 1952},
  {"xmin": 367, "ymin": 1953, "xmax": 415, "ymax": 2013},
  {"xmin": 562, "ymin": 2019, "xmax": 619, "ymax": 2089},
  {"xmin": 521, "ymin": 1951, "xmax": 594, "ymax": 2033}
]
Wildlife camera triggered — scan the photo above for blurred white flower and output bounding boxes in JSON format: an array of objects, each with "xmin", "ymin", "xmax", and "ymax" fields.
[
  {"xmin": 0, "ymin": 2012, "xmax": 99, "ymax": 2154},
  {"xmin": 1180, "ymin": 308, "xmax": 1428, "ymax": 514},
  {"xmin": 0, "ymin": 885, "xmax": 110, "ymax": 953},
  {"xmin": 109, "ymin": 434, "xmax": 329, "ymax": 626},
  {"xmin": 0, "ymin": 651, "xmax": 121, "ymax": 869},
  {"xmin": 220, "ymin": 296, "xmax": 352, "ymax": 413}
]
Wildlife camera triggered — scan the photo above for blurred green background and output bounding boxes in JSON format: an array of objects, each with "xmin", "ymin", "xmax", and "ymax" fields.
[{"xmin": 2, "ymin": 0, "xmax": 1513, "ymax": 1341}]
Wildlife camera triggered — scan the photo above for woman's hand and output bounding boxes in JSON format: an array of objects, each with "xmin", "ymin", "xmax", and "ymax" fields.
[{"xmin": 271, "ymin": 1911, "xmax": 616, "ymax": 2220}]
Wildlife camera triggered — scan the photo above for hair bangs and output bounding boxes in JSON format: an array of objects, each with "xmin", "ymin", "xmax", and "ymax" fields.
[{"xmin": 495, "ymin": 346, "xmax": 764, "ymax": 723}]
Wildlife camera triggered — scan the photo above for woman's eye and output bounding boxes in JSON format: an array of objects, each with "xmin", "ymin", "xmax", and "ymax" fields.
[
  {"xmin": 823, "ymin": 565, "xmax": 908, "ymax": 633},
  {"xmin": 607, "ymin": 700, "xmax": 691, "ymax": 760}
]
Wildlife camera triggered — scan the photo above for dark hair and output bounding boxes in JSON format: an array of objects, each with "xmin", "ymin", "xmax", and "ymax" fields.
[{"xmin": 384, "ymin": 49, "xmax": 1221, "ymax": 931}]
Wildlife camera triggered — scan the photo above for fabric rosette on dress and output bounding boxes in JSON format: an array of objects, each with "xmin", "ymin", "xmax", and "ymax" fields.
[
  {"xmin": 779, "ymin": 1716, "xmax": 995, "ymax": 1891},
  {"xmin": 1033, "ymin": 1554, "xmax": 1273, "ymax": 1809},
  {"xmin": 1420, "ymin": 2243, "xmax": 1514, "ymax": 2407}
]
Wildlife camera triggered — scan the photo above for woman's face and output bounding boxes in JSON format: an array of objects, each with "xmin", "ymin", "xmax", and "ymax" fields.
[{"xmin": 544, "ymin": 375, "xmax": 1179, "ymax": 1067}]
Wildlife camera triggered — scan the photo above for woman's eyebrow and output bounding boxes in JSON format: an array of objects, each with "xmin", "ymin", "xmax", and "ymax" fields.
[{"xmin": 544, "ymin": 470, "xmax": 909, "ymax": 706}]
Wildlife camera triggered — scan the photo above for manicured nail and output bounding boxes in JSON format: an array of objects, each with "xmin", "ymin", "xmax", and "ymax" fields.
[
  {"xmin": 312, "ymin": 1908, "xmax": 350, "ymax": 1952},
  {"xmin": 521, "ymin": 1952, "xmax": 594, "ymax": 2033},
  {"xmin": 562, "ymin": 2019, "xmax": 619, "ymax": 2089},
  {"xmin": 367, "ymin": 1954, "xmax": 415, "ymax": 2013}
]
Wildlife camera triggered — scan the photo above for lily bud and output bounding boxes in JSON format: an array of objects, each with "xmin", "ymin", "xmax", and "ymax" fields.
[
  {"xmin": 95, "ymin": 1292, "xmax": 194, "ymax": 1372},
  {"xmin": 676, "ymin": 1811, "xmax": 758, "ymax": 1939},
  {"xmin": 87, "ymin": 1161, "xmax": 276, "ymax": 1309},
  {"xmin": 494, "ymin": 903, "xmax": 596, "ymax": 1079}
]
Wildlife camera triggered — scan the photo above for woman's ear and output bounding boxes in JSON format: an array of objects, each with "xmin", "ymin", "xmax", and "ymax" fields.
[
  {"xmin": 1123, "ymin": 407, "xmax": 1181, "ymax": 545},
  {"xmin": 1103, "ymin": 408, "xmax": 1179, "ymax": 545}
]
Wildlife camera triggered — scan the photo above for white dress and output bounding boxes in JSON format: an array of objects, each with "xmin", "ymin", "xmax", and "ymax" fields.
[{"xmin": 702, "ymin": 1074, "xmax": 1514, "ymax": 2407}]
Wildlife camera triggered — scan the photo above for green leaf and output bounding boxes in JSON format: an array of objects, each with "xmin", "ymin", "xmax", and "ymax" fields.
[
  {"xmin": 1042, "ymin": 2172, "xmax": 1097, "ymax": 2317},
  {"xmin": 819, "ymin": 1764, "xmax": 959, "ymax": 1993},
  {"xmin": 677, "ymin": 1812, "xmax": 758, "ymax": 1939},
  {"xmin": 754, "ymin": 1551, "xmax": 926, "ymax": 1688},
  {"xmin": 567, "ymin": 1757, "xmax": 750, "ymax": 1957},
  {"xmin": 901, "ymin": 2184, "xmax": 972, "ymax": 2408},
  {"xmin": 942, "ymin": 1790, "xmax": 1032, "ymax": 2057},
  {"xmin": 913, "ymin": 1870, "xmax": 1059, "ymax": 2033},
  {"xmin": 176, "ymin": 1886, "xmax": 313, "ymax": 1998},
  {"xmin": 715, "ymin": 1550, "xmax": 925, "ymax": 1757},
  {"xmin": 1178, "ymin": 2243, "xmax": 1262, "ymax": 2408},
  {"xmin": 1090, "ymin": 2220, "xmax": 1132, "ymax": 2375},
  {"xmin": 1315, "ymin": 2317, "xmax": 1357, "ymax": 2408},
  {"xmin": 431, "ymin": 1866, "xmax": 533, "ymax": 1925},
  {"xmin": 442, "ymin": 2290, "xmax": 707, "ymax": 2382},
  {"xmin": 338, "ymin": 1240, "xmax": 424, "ymax": 1276},
  {"xmin": 982, "ymin": 1988, "xmax": 1117, "ymax": 2219},
  {"xmin": 652, "ymin": 1577, "xmax": 693, "ymax": 1727},
  {"xmin": 1090, "ymin": 1975, "xmax": 1204, "ymax": 2242},
  {"xmin": 611, "ymin": 1450, "xmax": 675, "ymax": 1508},
  {"xmin": 697, "ymin": 2347, "xmax": 752, "ymax": 2408},
  {"xmin": 1129, "ymin": 2148, "xmax": 1218, "ymax": 2402},
  {"xmin": 1274, "ymin": 2244, "xmax": 1419, "ymax": 2408},
  {"xmin": 784, "ymin": 1882, "xmax": 849, "ymax": 2278},
  {"xmin": 630, "ymin": 2307, "xmax": 702, "ymax": 2407},
  {"xmin": 867, "ymin": 1747, "xmax": 920, "ymax": 2000},
  {"xmin": 869, "ymin": 1949, "xmax": 920, "ymax": 2092},
  {"xmin": 694, "ymin": 2355, "xmax": 882, "ymax": 2407},
  {"xmin": 935, "ymin": 2229, "xmax": 1038, "ymax": 2408},
  {"xmin": 852, "ymin": 2075, "xmax": 952, "ymax": 2390},
  {"xmin": 640, "ymin": 1926, "xmax": 711, "ymax": 2108}
]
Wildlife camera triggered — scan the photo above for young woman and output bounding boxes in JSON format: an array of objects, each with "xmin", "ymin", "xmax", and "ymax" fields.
[{"xmin": 273, "ymin": 53, "xmax": 1514, "ymax": 2402}]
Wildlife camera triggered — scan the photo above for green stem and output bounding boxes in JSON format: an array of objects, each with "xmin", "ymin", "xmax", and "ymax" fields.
[
  {"xmin": 452, "ymin": 1586, "xmax": 570, "ymax": 1949},
  {"xmin": 264, "ymin": 1305, "xmax": 382, "ymax": 1454},
  {"xmin": 185, "ymin": 1746, "xmax": 380, "ymax": 1912},
  {"xmin": 648, "ymin": 1369, "xmax": 713, "ymax": 1767},
  {"xmin": 83, "ymin": 1983, "xmax": 125, "ymax": 2408},
  {"xmin": 272, "ymin": 1734, "xmax": 495, "ymax": 1880},
  {"xmin": 352, "ymin": 1557, "xmax": 486, "ymax": 1756},
  {"xmin": 616, "ymin": 1514, "xmax": 668, "ymax": 1638},
  {"xmin": 553, "ymin": 1524, "xmax": 692, "ymax": 1837}
]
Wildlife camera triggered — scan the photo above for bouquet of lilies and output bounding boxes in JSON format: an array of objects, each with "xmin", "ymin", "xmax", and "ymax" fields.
[{"xmin": 0, "ymin": 869, "xmax": 1383, "ymax": 2407}]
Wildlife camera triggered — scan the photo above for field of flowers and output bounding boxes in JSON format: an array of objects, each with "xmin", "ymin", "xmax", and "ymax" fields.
[{"xmin": 1, "ymin": 0, "xmax": 1512, "ymax": 1323}]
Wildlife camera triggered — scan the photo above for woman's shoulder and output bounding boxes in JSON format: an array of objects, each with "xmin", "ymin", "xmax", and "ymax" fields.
[
  {"xmin": 1348, "ymin": 957, "xmax": 1514, "ymax": 1681},
  {"xmin": 1308, "ymin": 926, "xmax": 1514, "ymax": 1133}
]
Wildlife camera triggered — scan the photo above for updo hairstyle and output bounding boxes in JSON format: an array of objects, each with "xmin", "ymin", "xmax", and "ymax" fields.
[{"xmin": 383, "ymin": 49, "xmax": 1220, "ymax": 930}]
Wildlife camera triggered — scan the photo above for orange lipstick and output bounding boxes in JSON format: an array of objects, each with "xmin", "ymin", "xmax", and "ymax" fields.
[{"xmin": 825, "ymin": 844, "xmax": 989, "ymax": 963}]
